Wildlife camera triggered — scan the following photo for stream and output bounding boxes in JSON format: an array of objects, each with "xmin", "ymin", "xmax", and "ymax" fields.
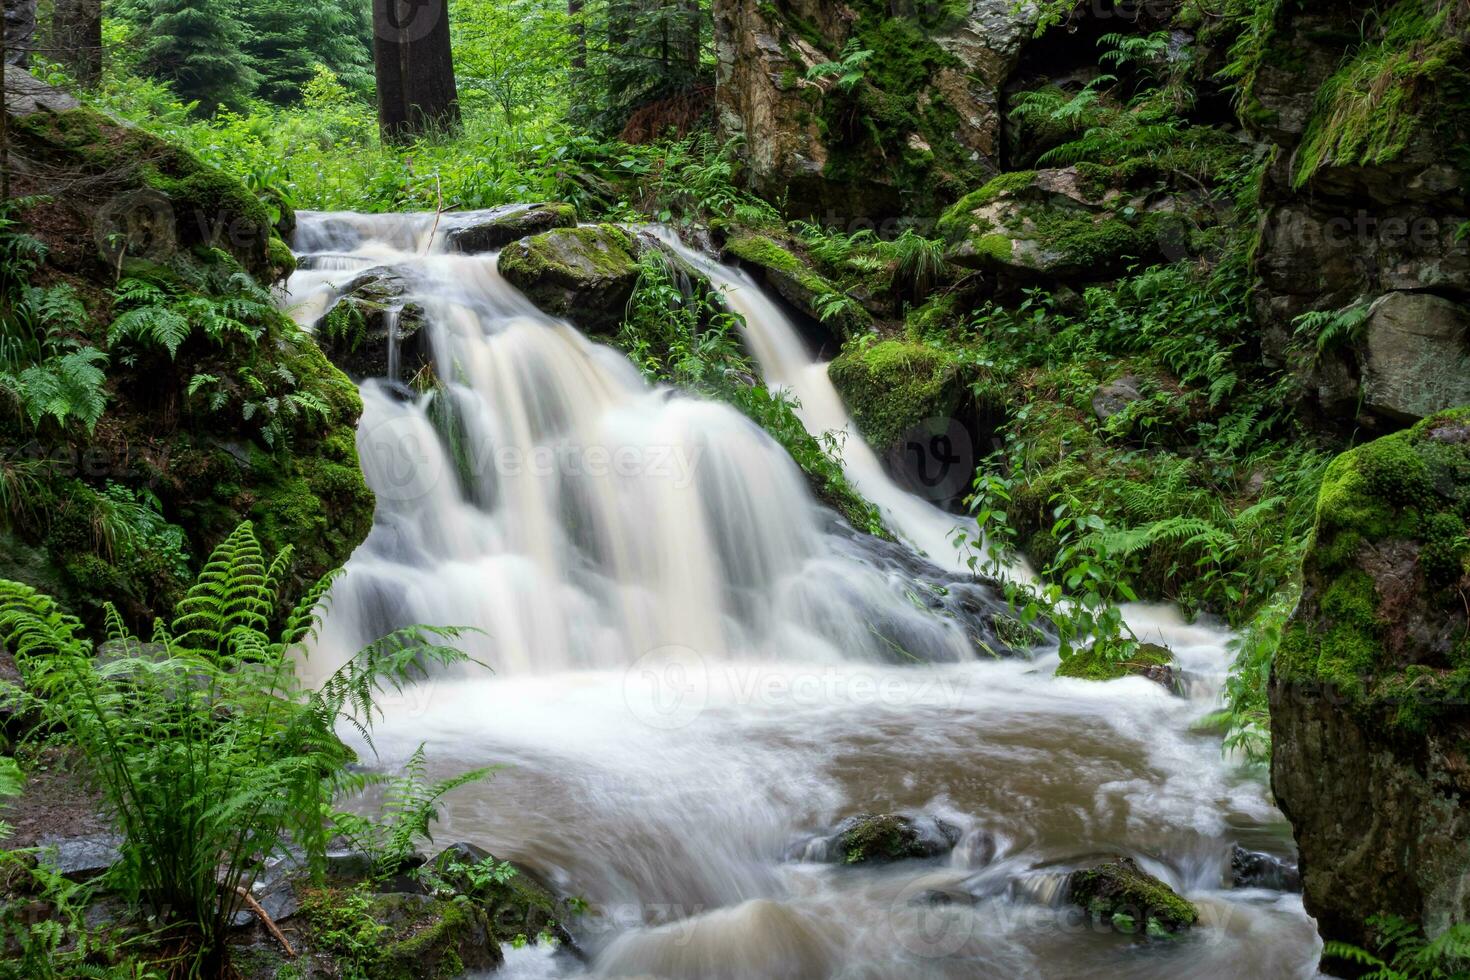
[{"xmin": 282, "ymin": 210, "xmax": 1321, "ymax": 979}]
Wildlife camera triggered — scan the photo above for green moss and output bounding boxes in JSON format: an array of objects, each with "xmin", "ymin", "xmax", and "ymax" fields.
[
  {"xmin": 837, "ymin": 814, "xmax": 930, "ymax": 864},
  {"xmin": 936, "ymin": 170, "xmax": 1039, "ymax": 240},
  {"xmin": 1056, "ymin": 642, "xmax": 1174, "ymax": 682},
  {"xmin": 1067, "ymin": 858, "xmax": 1199, "ymax": 936},
  {"xmin": 828, "ymin": 339, "xmax": 963, "ymax": 451},
  {"xmin": 724, "ymin": 232, "xmax": 871, "ymax": 335},
  {"xmin": 267, "ymin": 235, "xmax": 297, "ymax": 281},
  {"xmin": 1280, "ymin": 409, "xmax": 1470, "ymax": 725}
]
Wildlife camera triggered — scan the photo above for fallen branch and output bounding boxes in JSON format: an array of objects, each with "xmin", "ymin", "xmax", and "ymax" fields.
[{"xmin": 234, "ymin": 885, "xmax": 295, "ymax": 958}]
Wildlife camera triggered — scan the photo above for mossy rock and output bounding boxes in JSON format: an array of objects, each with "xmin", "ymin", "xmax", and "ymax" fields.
[
  {"xmin": 1066, "ymin": 857, "xmax": 1199, "ymax": 937},
  {"xmin": 1056, "ymin": 642, "xmax": 1181, "ymax": 694},
  {"xmin": 266, "ymin": 235, "xmax": 296, "ymax": 284},
  {"xmin": 498, "ymin": 224, "xmax": 641, "ymax": 335},
  {"xmin": 440, "ymin": 202, "xmax": 578, "ymax": 254},
  {"xmin": 827, "ymin": 339, "xmax": 966, "ymax": 455},
  {"xmin": 1275, "ymin": 408, "xmax": 1470, "ymax": 726},
  {"xmin": 722, "ymin": 232, "xmax": 872, "ymax": 340},
  {"xmin": 427, "ymin": 843, "xmax": 580, "ymax": 949},
  {"xmin": 831, "ymin": 813, "xmax": 960, "ymax": 865},
  {"xmin": 297, "ymin": 887, "xmax": 502, "ymax": 980}
]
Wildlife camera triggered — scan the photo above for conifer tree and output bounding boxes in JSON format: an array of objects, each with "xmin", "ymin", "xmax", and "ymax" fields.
[
  {"xmin": 136, "ymin": 0, "xmax": 259, "ymax": 113},
  {"xmin": 243, "ymin": 0, "xmax": 372, "ymax": 104}
]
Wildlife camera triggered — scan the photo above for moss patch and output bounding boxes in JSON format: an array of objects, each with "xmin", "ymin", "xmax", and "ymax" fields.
[
  {"xmin": 1067, "ymin": 857, "xmax": 1199, "ymax": 937},
  {"xmin": 828, "ymin": 339, "xmax": 965, "ymax": 454},
  {"xmin": 1057, "ymin": 642, "xmax": 1175, "ymax": 682}
]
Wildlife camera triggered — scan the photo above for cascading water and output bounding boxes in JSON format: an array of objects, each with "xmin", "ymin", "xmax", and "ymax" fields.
[{"xmin": 284, "ymin": 211, "xmax": 1320, "ymax": 979}]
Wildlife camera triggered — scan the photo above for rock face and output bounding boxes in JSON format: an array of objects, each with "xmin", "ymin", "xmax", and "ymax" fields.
[
  {"xmin": 1359, "ymin": 293, "xmax": 1470, "ymax": 423},
  {"xmin": 1270, "ymin": 410, "xmax": 1470, "ymax": 970},
  {"xmin": 498, "ymin": 224, "xmax": 642, "ymax": 335},
  {"xmin": 712, "ymin": 0, "xmax": 1037, "ymax": 217},
  {"xmin": 1247, "ymin": 0, "xmax": 1470, "ymax": 429},
  {"xmin": 1065, "ymin": 857, "xmax": 1199, "ymax": 937}
]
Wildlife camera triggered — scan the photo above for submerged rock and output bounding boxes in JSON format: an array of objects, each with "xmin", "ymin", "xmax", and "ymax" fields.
[
  {"xmin": 795, "ymin": 813, "xmax": 961, "ymax": 865},
  {"xmin": 498, "ymin": 224, "xmax": 641, "ymax": 334},
  {"xmin": 1065, "ymin": 857, "xmax": 1198, "ymax": 937},
  {"xmin": 1270, "ymin": 409, "xmax": 1470, "ymax": 965},
  {"xmin": 439, "ymin": 203, "xmax": 577, "ymax": 254}
]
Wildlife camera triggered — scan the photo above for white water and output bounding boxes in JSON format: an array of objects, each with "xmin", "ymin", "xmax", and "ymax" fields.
[{"xmin": 284, "ymin": 211, "xmax": 1319, "ymax": 979}]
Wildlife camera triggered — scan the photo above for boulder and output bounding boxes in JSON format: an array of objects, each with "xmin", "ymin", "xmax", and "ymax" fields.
[
  {"xmin": 938, "ymin": 168, "xmax": 1158, "ymax": 281},
  {"xmin": 793, "ymin": 812, "xmax": 961, "ymax": 865},
  {"xmin": 438, "ymin": 203, "xmax": 577, "ymax": 254},
  {"xmin": 1092, "ymin": 375, "xmax": 1145, "ymax": 422},
  {"xmin": 828, "ymin": 339, "xmax": 967, "ymax": 460},
  {"xmin": 366, "ymin": 892, "xmax": 501, "ymax": 979},
  {"xmin": 315, "ymin": 267, "xmax": 431, "ymax": 383},
  {"xmin": 1065, "ymin": 857, "xmax": 1198, "ymax": 937},
  {"xmin": 428, "ymin": 842, "xmax": 580, "ymax": 951},
  {"xmin": 1270, "ymin": 409, "xmax": 1470, "ymax": 970},
  {"xmin": 1359, "ymin": 292, "xmax": 1470, "ymax": 423},
  {"xmin": 36, "ymin": 832, "xmax": 122, "ymax": 882},
  {"xmin": 498, "ymin": 224, "xmax": 641, "ymax": 335}
]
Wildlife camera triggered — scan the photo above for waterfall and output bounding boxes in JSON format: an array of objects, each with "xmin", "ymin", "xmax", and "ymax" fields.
[{"xmin": 282, "ymin": 211, "xmax": 1318, "ymax": 980}]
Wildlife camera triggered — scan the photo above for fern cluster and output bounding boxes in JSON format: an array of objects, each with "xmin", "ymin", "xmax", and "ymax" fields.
[{"xmin": 0, "ymin": 523, "xmax": 483, "ymax": 975}]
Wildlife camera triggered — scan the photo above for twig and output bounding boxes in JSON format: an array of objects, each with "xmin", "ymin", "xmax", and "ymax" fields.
[
  {"xmin": 234, "ymin": 885, "xmax": 295, "ymax": 958},
  {"xmin": 424, "ymin": 173, "xmax": 446, "ymax": 255}
]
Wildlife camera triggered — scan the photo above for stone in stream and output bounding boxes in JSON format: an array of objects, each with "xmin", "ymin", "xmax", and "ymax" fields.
[
  {"xmin": 1229, "ymin": 845, "xmax": 1301, "ymax": 893},
  {"xmin": 1065, "ymin": 857, "xmax": 1199, "ymax": 938},
  {"xmin": 793, "ymin": 813, "xmax": 961, "ymax": 865},
  {"xmin": 427, "ymin": 842, "xmax": 582, "ymax": 953},
  {"xmin": 1055, "ymin": 642, "xmax": 1183, "ymax": 694},
  {"xmin": 438, "ymin": 203, "xmax": 578, "ymax": 254},
  {"xmin": 497, "ymin": 224, "xmax": 642, "ymax": 335}
]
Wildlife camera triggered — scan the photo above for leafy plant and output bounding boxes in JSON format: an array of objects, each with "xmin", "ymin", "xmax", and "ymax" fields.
[
  {"xmin": 0, "ymin": 347, "xmax": 110, "ymax": 436},
  {"xmin": 807, "ymin": 41, "xmax": 875, "ymax": 92},
  {"xmin": 0, "ymin": 523, "xmax": 483, "ymax": 975},
  {"xmin": 1324, "ymin": 915, "xmax": 1470, "ymax": 979}
]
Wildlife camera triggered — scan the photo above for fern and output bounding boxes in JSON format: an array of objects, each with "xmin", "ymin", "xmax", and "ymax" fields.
[
  {"xmin": 0, "ymin": 523, "xmax": 485, "ymax": 971},
  {"xmin": 1293, "ymin": 300, "xmax": 1373, "ymax": 357},
  {"xmin": 0, "ymin": 347, "xmax": 110, "ymax": 435}
]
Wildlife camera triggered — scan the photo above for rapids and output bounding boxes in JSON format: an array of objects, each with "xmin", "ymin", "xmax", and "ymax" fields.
[{"xmin": 282, "ymin": 210, "xmax": 1320, "ymax": 979}]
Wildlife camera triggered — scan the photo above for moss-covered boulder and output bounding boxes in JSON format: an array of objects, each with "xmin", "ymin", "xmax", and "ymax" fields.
[
  {"xmin": 0, "ymin": 75, "xmax": 370, "ymax": 627},
  {"xmin": 798, "ymin": 813, "xmax": 960, "ymax": 865},
  {"xmin": 427, "ymin": 842, "xmax": 580, "ymax": 949},
  {"xmin": 1066, "ymin": 857, "xmax": 1199, "ymax": 937},
  {"xmin": 498, "ymin": 224, "xmax": 641, "ymax": 335},
  {"xmin": 828, "ymin": 339, "xmax": 967, "ymax": 456},
  {"xmin": 722, "ymin": 231, "xmax": 872, "ymax": 340},
  {"xmin": 1270, "ymin": 409, "xmax": 1470, "ymax": 969},
  {"xmin": 938, "ymin": 168, "xmax": 1160, "ymax": 282},
  {"xmin": 439, "ymin": 202, "xmax": 578, "ymax": 254},
  {"xmin": 294, "ymin": 887, "xmax": 502, "ymax": 980},
  {"xmin": 1056, "ymin": 642, "xmax": 1181, "ymax": 694}
]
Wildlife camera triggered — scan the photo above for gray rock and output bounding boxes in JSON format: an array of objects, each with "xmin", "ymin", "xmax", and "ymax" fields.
[
  {"xmin": 1360, "ymin": 292, "xmax": 1470, "ymax": 423},
  {"xmin": 790, "ymin": 813, "xmax": 961, "ymax": 864},
  {"xmin": 439, "ymin": 203, "xmax": 576, "ymax": 254},
  {"xmin": 1092, "ymin": 375, "xmax": 1144, "ymax": 422},
  {"xmin": 37, "ymin": 832, "xmax": 122, "ymax": 882},
  {"xmin": 497, "ymin": 225, "xmax": 642, "ymax": 335},
  {"xmin": 4, "ymin": 65, "xmax": 77, "ymax": 114},
  {"xmin": 315, "ymin": 267, "xmax": 431, "ymax": 382}
]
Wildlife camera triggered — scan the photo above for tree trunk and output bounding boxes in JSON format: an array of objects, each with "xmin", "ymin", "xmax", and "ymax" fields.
[
  {"xmin": 373, "ymin": 0, "xmax": 460, "ymax": 144},
  {"xmin": 3, "ymin": 0, "xmax": 34, "ymax": 67},
  {"xmin": 52, "ymin": 0, "xmax": 101, "ymax": 86},
  {"xmin": 568, "ymin": 0, "xmax": 585, "ymax": 72},
  {"xmin": 677, "ymin": 0, "xmax": 699, "ymax": 70}
]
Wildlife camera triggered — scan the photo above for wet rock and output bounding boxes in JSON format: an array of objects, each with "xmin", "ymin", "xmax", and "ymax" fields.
[
  {"xmin": 315, "ymin": 267, "xmax": 431, "ymax": 382},
  {"xmin": 1229, "ymin": 846, "xmax": 1301, "ymax": 893},
  {"xmin": 36, "ymin": 832, "xmax": 122, "ymax": 882},
  {"xmin": 1359, "ymin": 292, "xmax": 1470, "ymax": 423},
  {"xmin": 368, "ymin": 892, "xmax": 501, "ymax": 978},
  {"xmin": 498, "ymin": 224, "xmax": 641, "ymax": 335},
  {"xmin": 439, "ymin": 203, "xmax": 577, "ymax": 254},
  {"xmin": 1065, "ymin": 857, "xmax": 1198, "ymax": 937},
  {"xmin": 795, "ymin": 813, "xmax": 961, "ymax": 865},
  {"xmin": 1056, "ymin": 642, "xmax": 1182, "ymax": 694},
  {"xmin": 719, "ymin": 231, "xmax": 872, "ymax": 339}
]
